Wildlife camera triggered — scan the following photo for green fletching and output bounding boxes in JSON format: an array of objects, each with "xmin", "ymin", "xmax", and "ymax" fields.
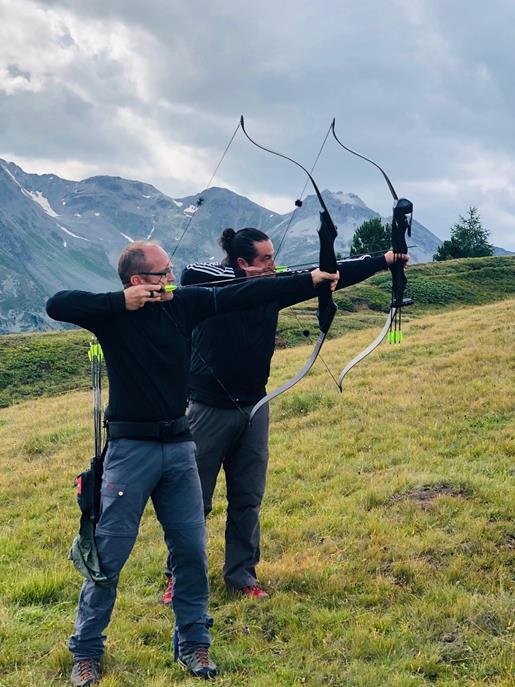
[
  {"xmin": 275, "ymin": 266, "xmax": 287, "ymax": 273},
  {"xmin": 162, "ymin": 284, "xmax": 177, "ymax": 293},
  {"xmin": 88, "ymin": 342, "xmax": 104, "ymax": 361},
  {"xmin": 387, "ymin": 331, "xmax": 404, "ymax": 344}
]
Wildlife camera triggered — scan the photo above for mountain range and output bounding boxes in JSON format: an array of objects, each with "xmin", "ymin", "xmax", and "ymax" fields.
[{"xmin": 1, "ymin": 158, "xmax": 445, "ymax": 334}]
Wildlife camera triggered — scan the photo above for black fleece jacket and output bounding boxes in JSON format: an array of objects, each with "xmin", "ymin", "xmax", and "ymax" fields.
[
  {"xmin": 182, "ymin": 255, "xmax": 388, "ymax": 409},
  {"xmin": 46, "ymin": 272, "xmax": 317, "ymax": 430}
]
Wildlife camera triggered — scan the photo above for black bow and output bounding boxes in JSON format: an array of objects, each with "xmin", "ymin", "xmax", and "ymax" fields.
[
  {"xmin": 238, "ymin": 117, "xmax": 339, "ymax": 423},
  {"xmin": 331, "ymin": 119, "xmax": 413, "ymax": 389}
]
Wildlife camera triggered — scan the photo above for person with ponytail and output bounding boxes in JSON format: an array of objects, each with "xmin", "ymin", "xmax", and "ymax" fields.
[{"xmin": 162, "ymin": 227, "xmax": 404, "ymax": 601}]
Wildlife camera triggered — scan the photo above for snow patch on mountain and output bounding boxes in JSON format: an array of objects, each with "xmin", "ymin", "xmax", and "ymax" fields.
[
  {"xmin": 0, "ymin": 163, "xmax": 62, "ymax": 218},
  {"xmin": 25, "ymin": 190, "xmax": 59, "ymax": 217},
  {"xmin": 1, "ymin": 162, "xmax": 24, "ymax": 188},
  {"xmin": 57, "ymin": 224, "xmax": 89, "ymax": 241}
]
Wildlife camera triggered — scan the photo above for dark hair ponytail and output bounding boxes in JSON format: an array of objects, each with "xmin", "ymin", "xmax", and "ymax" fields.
[{"xmin": 220, "ymin": 227, "xmax": 269, "ymax": 267}]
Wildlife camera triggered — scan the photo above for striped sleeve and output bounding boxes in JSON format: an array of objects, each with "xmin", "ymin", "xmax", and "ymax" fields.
[{"xmin": 181, "ymin": 262, "xmax": 236, "ymax": 286}]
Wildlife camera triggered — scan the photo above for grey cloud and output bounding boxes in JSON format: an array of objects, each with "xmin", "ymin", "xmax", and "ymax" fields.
[
  {"xmin": 3, "ymin": 0, "xmax": 515, "ymax": 249},
  {"xmin": 7, "ymin": 64, "xmax": 31, "ymax": 81}
]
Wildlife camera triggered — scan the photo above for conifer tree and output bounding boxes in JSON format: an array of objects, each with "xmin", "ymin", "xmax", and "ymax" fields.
[
  {"xmin": 350, "ymin": 217, "xmax": 391, "ymax": 256},
  {"xmin": 433, "ymin": 207, "xmax": 493, "ymax": 261}
]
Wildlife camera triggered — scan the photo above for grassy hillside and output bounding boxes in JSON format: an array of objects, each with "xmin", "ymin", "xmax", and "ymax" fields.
[
  {"xmin": 0, "ymin": 328, "xmax": 93, "ymax": 407},
  {"xmin": 1, "ymin": 255, "xmax": 514, "ymax": 407},
  {"xmin": 0, "ymin": 299, "xmax": 513, "ymax": 686}
]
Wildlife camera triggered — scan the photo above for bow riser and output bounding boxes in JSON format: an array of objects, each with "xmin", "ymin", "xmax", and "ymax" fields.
[
  {"xmin": 390, "ymin": 197, "xmax": 412, "ymax": 309},
  {"xmin": 317, "ymin": 209, "xmax": 338, "ymax": 333}
]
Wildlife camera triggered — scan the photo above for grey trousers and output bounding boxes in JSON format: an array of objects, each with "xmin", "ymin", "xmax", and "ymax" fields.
[
  {"xmin": 69, "ymin": 438, "xmax": 211, "ymax": 660},
  {"xmin": 168, "ymin": 401, "xmax": 269, "ymax": 589}
]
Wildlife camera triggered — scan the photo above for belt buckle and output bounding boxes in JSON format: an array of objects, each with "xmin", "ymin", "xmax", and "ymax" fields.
[{"xmin": 159, "ymin": 421, "xmax": 173, "ymax": 439}]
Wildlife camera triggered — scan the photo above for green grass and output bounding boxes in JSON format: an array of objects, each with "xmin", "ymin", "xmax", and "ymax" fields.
[
  {"xmin": 2, "ymin": 256, "xmax": 514, "ymax": 407},
  {"xmin": 0, "ymin": 329, "xmax": 95, "ymax": 408},
  {"xmin": 0, "ymin": 298, "xmax": 513, "ymax": 686}
]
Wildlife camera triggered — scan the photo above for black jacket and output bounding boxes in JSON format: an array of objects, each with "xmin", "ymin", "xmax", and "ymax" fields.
[
  {"xmin": 182, "ymin": 255, "xmax": 388, "ymax": 408},
  {"xmin": 46, "ymin": 273, "xmax": 317, "ymax": 429}
]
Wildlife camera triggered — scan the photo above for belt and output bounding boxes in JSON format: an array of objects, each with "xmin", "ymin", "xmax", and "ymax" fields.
[{"xmin": 106, "ymin": 416, "xmax": 189, "ymax": 441}]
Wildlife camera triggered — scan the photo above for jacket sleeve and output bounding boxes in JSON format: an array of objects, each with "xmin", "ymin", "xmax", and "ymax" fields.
[
  {"xmin": 335, "ymin": 255, "xmax": 387, "ymax": 289},
  {"xmin": 275, "ymin": 255, "xmax": 388, "ymax": 311},
  {"xmin": 46, "ymin": 290, "xmax": 126, "ymax": 330},
  {"xmin": 181, "ymin": 263, "xmax": 238, "ymax": 286},
  {"xmin": 173, "ymin": 272, "xmax": 316, "ymax": 331}
]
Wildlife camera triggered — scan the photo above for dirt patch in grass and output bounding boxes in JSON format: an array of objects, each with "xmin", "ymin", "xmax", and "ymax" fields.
[{"xmin": 389, "ymin": 484, "xmax": 469, "ymax": 510}]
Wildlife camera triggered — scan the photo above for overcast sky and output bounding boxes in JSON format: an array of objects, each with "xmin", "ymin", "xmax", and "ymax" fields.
[{"xmin": 1, "ymin": 0, "xmax": 514, "ymax": 250}]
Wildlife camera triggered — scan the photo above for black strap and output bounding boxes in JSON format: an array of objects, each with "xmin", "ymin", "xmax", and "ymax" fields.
[{"xmin": 106, "ymin": 416, "xmax": 189, "ymax": 440}]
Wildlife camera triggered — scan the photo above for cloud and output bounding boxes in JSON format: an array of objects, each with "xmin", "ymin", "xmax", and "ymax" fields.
[{"xmin": 1, "ymin": 0, "xmax": 514, "ymax": 249}]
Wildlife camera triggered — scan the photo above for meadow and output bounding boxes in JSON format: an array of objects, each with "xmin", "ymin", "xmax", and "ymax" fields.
[
  {"xmin": 2, "ymin": 255, "xmax": 514, "ymax": 406},
  {"xmin": 0, "ymin": 257, "xmax": 513, "ymax": 686}
]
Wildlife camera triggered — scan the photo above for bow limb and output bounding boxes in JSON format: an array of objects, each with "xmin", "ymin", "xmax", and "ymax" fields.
[
  {"xmin": 248, "ymin": 328, "xmax": 330, "ymax": 423},
  {"xmin": 239, "ymin": 117, "xmax": 338, "ymax": 423},
  {"xmin": 337, "ymin": 307, "xmax": 396, "ymax": 391}
]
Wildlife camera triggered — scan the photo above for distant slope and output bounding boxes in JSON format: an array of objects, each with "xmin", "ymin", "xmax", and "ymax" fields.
[
  {"xmin": 1, "ymin": 255, "xmax": 513, "ymax": 407},
  {"xmin": 0, "ymin": 162, "xmax": 117, "ymax": 333}
]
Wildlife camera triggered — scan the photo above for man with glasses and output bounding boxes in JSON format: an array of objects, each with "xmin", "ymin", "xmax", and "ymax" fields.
[{"xmin": 46, "ymin": 240, "xmax": 338, "ymax": 685}]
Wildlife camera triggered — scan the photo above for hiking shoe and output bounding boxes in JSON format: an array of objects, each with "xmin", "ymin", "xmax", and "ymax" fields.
[
  {"xmin": 240, "ymin": 583, "xmax": 269, "ymax": 599},
  {"xmin": 178, "ymin": 647, "xmax": 217, "ymax": 679},
  {"xmin": 163, "ymin": 575, "xmax": 174, "ymax": 606},
  {"xmin": 70, "ymin": 658, "xmax": 100, "ymax": 686}
]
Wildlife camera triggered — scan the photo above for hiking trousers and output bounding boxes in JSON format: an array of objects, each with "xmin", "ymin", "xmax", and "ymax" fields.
[
  {"xmin": 69, "ymin": 438, "xmax": 210, "ymax": 660},
  {"xmin": 166, "ymin": 402, "xmax": 269, "ymax": 589}
]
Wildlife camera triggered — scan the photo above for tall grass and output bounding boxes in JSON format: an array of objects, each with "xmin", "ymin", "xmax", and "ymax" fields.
[{"xmin": 0, "ymin": 299, "xmax": 513, "ymax": 686}]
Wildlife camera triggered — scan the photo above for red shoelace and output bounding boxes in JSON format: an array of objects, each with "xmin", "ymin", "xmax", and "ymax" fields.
[{"xmin": 76, "ymin": 659, "xmax": 98, "ymax": 681}]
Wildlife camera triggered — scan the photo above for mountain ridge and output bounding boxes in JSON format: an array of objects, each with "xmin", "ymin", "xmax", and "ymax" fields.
[{"xmin": 0, "ymin": 157, "xmax": 450, "ymax": 334}]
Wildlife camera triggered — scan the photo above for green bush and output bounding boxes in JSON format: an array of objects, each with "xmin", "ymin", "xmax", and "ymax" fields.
[{"xmin": 406, "ymin": 278, "xmax": 473, "ymax": 305}]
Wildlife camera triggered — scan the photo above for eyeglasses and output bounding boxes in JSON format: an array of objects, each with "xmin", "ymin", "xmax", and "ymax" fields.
[{"xmin": 138, "ymin": 266, "xmax": 173, "ymax": 278}]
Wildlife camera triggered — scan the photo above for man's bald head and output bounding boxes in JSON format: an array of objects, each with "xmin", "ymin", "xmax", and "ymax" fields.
[{"xmin": 118, "ymin": 241, "xmax": 170, "ymax": 287}]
